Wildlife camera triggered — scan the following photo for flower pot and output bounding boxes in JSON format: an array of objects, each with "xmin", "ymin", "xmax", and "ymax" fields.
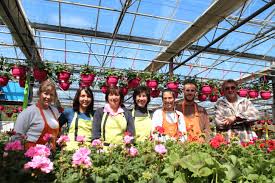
[
  {"xmin": 34, "ymin": 68, "xmax": 48, "ymax": 81},
  {"xmin": 120, "ymin": 87, "xmax": 128, "ymax": 96},
  {"xmin": 6, "ymin": 112, "xmax": 13, "ymax": 118},
  {"xmin": 238, "ymin": 89, "xmax": 248, "ymax": 97},
  {"xmin": 81, "ymin": 73, "xmax": 95, "ymax": 85},
  {"xmin": 166, "ymin": 81, "xmax": 179, "ymax": 90},
  {"xmin": 198, "ymin": 94, "xmax": 207, "ymax": 101},
  {"xmin": 260, "ymin": 90, "xmax": 271, "ymax": 100},
  {"xmin": 0, "ymin": 76, "xmax": 9, "ymax": 87},
  {"xmin": 59, "ymin": 81, "xmax": 70, "ymax": 91},
  {"xmin": 146, "ymin": 80, "xmax": 158, "ymax": 89},
  {"xmin": 150, "ymin": 89, "xmax": 160, "ymax": 98},
  {"xmin": 106, "ymin": 76, "xmax": 119, "ymax": 86},
  {"xmin": 101, "ymin": 85, "xmax": 108, "ymax": 94},
  {"xmin": 0, "ymin": 105, "xmax": 4, "ymax": 111},
  {"xmin": 248, "ymin": 90, "xmax": 258, "ymax": 98},
  {"xmin": 201, "ymin": 85, "xmax": 212, "ymax": 95},
  {"xmin": 128, "ymin": 78, "xmax": 141, "ymax": 89},
  {"xmin": 12, "ymin": 65, "xmax": 26, "ymax": 79},
  {"xmin": 57, "ymin": 71, "xmax": 71, "ymax": 82},
  {"xmin": 19, "ymin": 78, "xmax": 26, "ymax": 88},
  {"xmin": 209, "ymin": 95, "xmax": 219, "ymax": 102},
  {"xmin": 79, "ymin": 81, "xmax": 90, "ymax": 87}
]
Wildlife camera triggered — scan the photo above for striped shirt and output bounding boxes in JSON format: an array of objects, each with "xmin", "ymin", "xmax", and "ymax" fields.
[{"xmin": 214, "ymin": 96, "xmax": 259, "ymax": 142}]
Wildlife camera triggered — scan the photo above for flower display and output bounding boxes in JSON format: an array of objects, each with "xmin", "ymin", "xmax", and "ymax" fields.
[
  {"xmin": 76, "ymin": 135, "xmax": 86, "ymax": 143},
  {"xmin": 128, "ymin": 146, "xmax": 138, "ymax": 157},
  {"xmin": 4, "ymin": 140, "xmax": 23, "ymax": 151},
  {"xmin": 72, "ymin": 147, "xmax": 92, "ymax": 168},
  {"xmin": 209, "ymin": 134, "xmax": 226, "ymax": 149},
  {"xmin": 24, "ymin": 144, "xmax": 51, "ymax": 158},
  {"xmin": 56, "ymin": 135, "xmax": 70, "ymax": 146},
  {"xmin": 42, "ymin": 133, "xmax": 52, "ymax": 142},
  {"xmin": 123, "ymin": 135, "xmax": 134, "ymax": 144},
  {"xmin": 24, "ymin": 156, "xmax": 53, "ymax": 173},
  {"xmin": 154, "ymin": 144, "xmax": 167, "ymax": 155},
  {"xmin": 91, "ymin": 139, "xmax": 102, "ymax": 147}
]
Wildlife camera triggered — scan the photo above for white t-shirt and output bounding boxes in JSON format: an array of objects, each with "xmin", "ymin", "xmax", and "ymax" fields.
[
  {"xmin": 152, "ymin": 108, "xmax": 187, "ymax": 141},
  {"xmin": 14, "ymin": 104, "xmax": 60, "ymax": 142}
]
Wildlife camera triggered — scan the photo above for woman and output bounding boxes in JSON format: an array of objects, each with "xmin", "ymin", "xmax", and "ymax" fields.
[
  {"xmin": 152, "ymin": 89, "xmax": 187, "ymax": 142},
  {"xmin": 58, "ymin": 87, "xmax": 94, "ymax": 150},
  {"xmin": 13, "ymin": 79, "xmax": 60, "ymax": 149},
  {"xmin": 132, "ymin": 86, "xmax": 152, "ymax": 141},
  {"xmin": 92, "ymin": 86, "xmax": 135, "ymax": 145}
]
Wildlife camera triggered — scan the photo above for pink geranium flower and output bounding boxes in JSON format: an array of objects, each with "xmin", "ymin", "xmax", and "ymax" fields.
[
  {"xmin": 129, "ymin": 147, "xmax": 138, "ymax": 157},
  {"xmin": 42, "ymin": 133, "xmax": 53, "ymax": 142},
  {"xmin": 124, "ymin": 135, "xmax": 134, "ymax": 144},
  {"xmin": 91, "ymin": 139, "xmax": 102, "ymax": 147},
  {"xmin": 4, "ymin": 140, "xmax": 24, "ymax": 151},
  {"xmin": 154, "ymin": 144, "xmax": 167, "ymax": 155},
  {"xmin": 72, "ymin": 147, "xmax": 92, "ymax": 168},
  {"xmin": 24, "ymin": 144, "xmax": 51, "ymax": 158},
  {"xmin": 56, "ymin": 135, "xmax": 70, "ymax": 146},
  {"xmin": 76, "ymin": 135, "xmax": 86, "ymax": 143},
  {"xmin": 24, "ymin": 156, "xmax": 53, "ymax": 173}
]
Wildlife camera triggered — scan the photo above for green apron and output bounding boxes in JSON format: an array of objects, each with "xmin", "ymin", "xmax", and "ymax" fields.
[
  {"xmin": 101, "ymin": 112, "xmax": 127, "ymax": 145},
  {"xmin": 66, "ymin": 112, "xmax": 93, "ymax": 150},
  {"xmin": 132, "ymin": 109, "xmax": 152, "ymax": 141}
]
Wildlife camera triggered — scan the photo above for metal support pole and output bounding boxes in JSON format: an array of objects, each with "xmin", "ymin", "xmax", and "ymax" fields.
[
  {"xmin": 169, "ymin": 58, "xmax": 174, "ymax": 79},
  {"xmin": 271, "ymin": 63, "xmax": 275, "ymax": 123}
]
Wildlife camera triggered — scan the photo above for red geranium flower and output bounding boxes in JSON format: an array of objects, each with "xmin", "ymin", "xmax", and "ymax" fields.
[{"xmin": 155, "ymin": 126, "xmax": 165, "ymax": 135}]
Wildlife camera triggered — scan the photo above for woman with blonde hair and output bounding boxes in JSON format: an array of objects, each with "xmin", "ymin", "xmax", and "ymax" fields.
[{"xmin": 13, "ymin": 79, "xmax": 60, "ymax": 149}]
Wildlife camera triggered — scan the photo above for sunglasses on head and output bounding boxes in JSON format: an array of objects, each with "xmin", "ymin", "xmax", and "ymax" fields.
[
  {"xmin": 224, "ymin": 86, "xmax": 236, "ymax": 91},
  {"xmin": 185, "ymin": 89, "xmax": 196, "ymax": 92}
]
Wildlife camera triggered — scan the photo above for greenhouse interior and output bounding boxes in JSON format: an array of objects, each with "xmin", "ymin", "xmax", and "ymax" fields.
[{"xmin": 0, "ymin": 0, "xmax": 274, "ymax": 182}]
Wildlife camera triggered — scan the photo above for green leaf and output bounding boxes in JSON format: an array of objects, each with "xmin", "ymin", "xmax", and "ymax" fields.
[
  {"xmin": 198, "ymin": 167, "xmax": 213, "ymax": 177},
  {"xmin": 229, "ymin": 155, "xmax": 238, "ymax": 165},
  {"xmin": 247, "ymin": 174, "xmax": 259, "ymax": 180},
  {"xmin": 222, "ymin": 164, "xmax": 241, "ymax": 181},
  {"xmin": 173, "ymin": 173, "xmax": 187, "ymax": 183},
  {"xmin": 162, "ymin": 166, "xmax": 174, "ymax": 178}
]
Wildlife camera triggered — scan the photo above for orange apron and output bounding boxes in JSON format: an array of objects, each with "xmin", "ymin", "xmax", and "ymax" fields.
[
  {"xmin": 25, "ymin": 103, "xmax": 59, "ymax": 150},
  {"xmin": 162, "ymin": 110, "xmax": 179, "ymax": 138},
  {"xmin": 182, "ymin": 102, "xmax": 202, "ymax": 142}
]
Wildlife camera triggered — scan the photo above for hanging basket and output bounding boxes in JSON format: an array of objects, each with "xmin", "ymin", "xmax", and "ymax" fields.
[
  {"xmin": 57, "ymin": 71, "xmax": 71, "ymax": 82},
  {"xmin": 101, "ymin": 85, "xmax": 108, "ymax": 94},
  {"xmin": 128, "ymin": 78, "xmax": 141, "ymax": 89},
  {"xmin": 17, "ymin": 106, "xmax": 23, "ymax": 113},
  {"xmin": 201, "ymin": 85, "xmax": 212, "ymax": 95},
  {"xmin": 209, "ymin": 95, "xmax": 219, "ymax": 102},
  {"xmin": 166, "ymin": 81, "xmax": 179, "ymax": 90},
  {"xmin": 12, "ymin": 65, "xmax": 26, "ymax": 79},
  {"xmin": 79, "ymin": 81, "xmax": 91, "ymax": 87},
  {"xmin": 198, "ymin": 94, "xmax": 207, "ymax": 102},
  {"xmin": 260, "ymin": 90, "xmax": 271, "ymax": 100},
  {"xmin": 238, "ymin": 89, "xmax": 248, "ymax": 97},
  {"xmin": 59, "ymin": 81, "xmax": 71, "ymax": 91},
  {"xmin": 150, "ymin": 88, "xmax": 160, "ymax": 98},
  {"xmin": 0, "ymin": 76, "xmax": 9, "ymax": 87},
  {"xmin": 106, "ymin": 76, "xmax": 119, "ymax": 86},
  {"xmin": 120, "ymin": 87, "xmax": 128, "ymax": 96},
  {"xmin": 19, "ymin": 78, "xmax": 26, "ymax": 88},
  {"xmin": 0, "ymin": 105, "xmax": 4, "ymax": 111},
  {"xmin": 81, "ymin": 73, "xmax": 95, "ymax": 85},
  {"xmin": 34, "ymin": 68, "xmax": 48, "ymax": 82},
  {"xmin": 5, "ymin": 112, "xmax": 13, "ymax": 118},
  {"xmin": 248, "ymin": 90, "xmax": 258, "ymax": 98},
  {"xmin": 146, "ymin": 80, "xmax": 158, "ymax": 89}
]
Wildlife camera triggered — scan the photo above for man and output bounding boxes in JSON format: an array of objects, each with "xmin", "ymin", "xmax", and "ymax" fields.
[
  {"xmin": 214, "ymin": 79, "xmax": 259, "ymax": 142},
  {"xmin": 152, "ymin": 89, "xmax": 187, "ymax": 141},
  {"xmin": 176, "ymin": 81, "xmax": 211, "ymax": 142}
]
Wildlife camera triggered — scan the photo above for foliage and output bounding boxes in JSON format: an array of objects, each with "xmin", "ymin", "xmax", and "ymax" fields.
[
  {"xmin": 126, "ymin": 70, "xmax": 140, "ymax": 80},
  {"xmin": 80, "ymin": 64, "xmax": 96, "ymax": 75},
  {"xmin": 0, "ymin": 57, "xmax": 12, "ymax": 72},
  {"xmin": 34, "ymin": 61, "xmax": 54, "ymax": 73},
  {"xmin": 1, "ymin": 132, "xmax": 275, "ymax": 183},
  {"xmin": 104, "ymin": 69, "xmax": 122, "ymax": 77},
  {"xmin": 142, "ymin": 72, "xmax": 164, "ymax": 82},
  {"xmin": 118, "ymin": 78, "xmax": 128, "ymax": 87},
  {"xmin": 259, "ymin": 82, "xmax": 271, "ymax": 91},
  {"xmin": 165, "ymin": 74, "xmax": 180, "ymax": 83},
  {"xmin": 54, "ymin": 64, "xmax": 73, "ymax": 74}
]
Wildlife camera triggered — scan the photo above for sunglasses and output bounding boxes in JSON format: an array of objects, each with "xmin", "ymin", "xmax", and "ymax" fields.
[
  {"xmin": 224, "ymin": 86, "xmax": 236, "ymax": 91},
  {"xmin": 185, "ymin": 89, "xmax": 196, "ymax": 92}
]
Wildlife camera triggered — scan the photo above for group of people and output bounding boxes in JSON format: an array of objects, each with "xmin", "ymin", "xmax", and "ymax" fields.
[{"xmin": 13, "ymin": 78, "xmax": 259, "ymax": 150}]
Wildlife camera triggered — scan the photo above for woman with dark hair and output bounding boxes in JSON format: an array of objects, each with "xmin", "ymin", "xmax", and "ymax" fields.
[
  {"xmin": 132, "ymin": 86, "xmax": 152, "ymax": 141},
  {"xmin": 58, "ymin": 87, "xmax": 94, "ymax": 150},
  {"xmin": 92, "ymin": 86, "xmax": 135, "ymax": 145}
]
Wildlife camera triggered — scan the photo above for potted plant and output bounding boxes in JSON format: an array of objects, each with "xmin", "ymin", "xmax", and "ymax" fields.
[
  {"xmin": 260, "ymin": 82, "xmax": 271, "ymax": 100},
  {"xmin": 143, "ymin": 72, "xmax": 163, "ymax": 89},
  {"xmin": 118, "ymin": 79, "xmax": 128, "ymax": 96},
  {"xmin": 200, "ymin": 80, "xmax": 214, "ymax": 95},
  {"xmin": 150, "ymin": 88, "xmax": 160, "ymax": 98},
  {"xmin": 198, "ymin": 93, "xmax": 207, "ymax": 102},
  {"xmin": 0, "ymin": 105, "xmax": 5, "ymax": 111},
  {"xmin": 166, "ymin": 75, "xmax": 180, "ymax": 90},
  {"xmin": 80, "ymin": 65, "xmax": 96, "ymax": 86},
  {"xmin": 104, "ymin": 69, "xmax": 122, "ymax": 86},
  {"xmin": 55, "ymin": 64, "xmax": 72, "ymax": 82},
  {"xmin": 12, "ymin": 62, "xmax": 27, "ymax": 79},
  {"xmin": 209, "ymin": 88, "xmax": 220, "ymax": 102},
  {"xmin": 5, "ymin": 106, "xmax": 14, "ymax": 118},
  {"xmin": 98, "ymin": 79, "xmax": 108, "ymax": 94},
  {"xmin": 127, "ymin": 70, "xmax": 141, "ymax": 89},
  {"xmin": 19, "ymin": 76, "xmax": 26, "ymax": 88},
  {"xmin": 0, "ymin": 71, "xmax": 10, "ymax": 87},
  {"xmin": 237, "ymin": 83, "xmax": 248, "ymax": 97},
  {"xmin": 248, "ymin": 83, "xmax": 259, "ymax": 99},
  {"xmin": 33, "ymin": 62, "xmax": 52, "ymax": 82}
]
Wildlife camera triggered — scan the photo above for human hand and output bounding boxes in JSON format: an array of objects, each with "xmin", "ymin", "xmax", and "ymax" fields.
[{"xmin": 221, "ymin": 116, "xmax": 236, "ymax": 126}]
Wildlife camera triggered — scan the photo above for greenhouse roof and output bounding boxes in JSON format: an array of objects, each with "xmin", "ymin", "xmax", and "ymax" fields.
[{"xmin": 0, "ymin": 0, "xmax": 274, "ymax": 112}]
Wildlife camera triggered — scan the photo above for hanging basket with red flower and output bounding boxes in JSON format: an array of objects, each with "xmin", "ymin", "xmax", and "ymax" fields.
[
  {"xmin": 165, "ymin": 75, "xmax": 180, "ymax": 91},
  {"xmin": 33, "ymin": 62, "xmax": 52, "ymax": 82},
  {"xmin": 12, "ymin": 63, "xmax": 27, "ymax": 79},
  {"xmin": 259, "ymin": 82, "xmax": 271, "ymax": 100},
  {"xmin": 55, "ymin": 64, "xmax": 73, "ymax": 82},
  {"xmin": 104, "ymin": 69, "xmax": 122, "ymax": 86},
  {"xmin": 118, "ymin": 79, "xmax": 128, "ymax": 96},
  {"xmin": 143, "ymin": 72, "xmax": 163, "ymax": 89},
  {"xmin": 127, "ymin": 70, "xmax": 141, "ymax": 89},
  {"xmin": 0, "ymin": 72, "xmax": 10, "ymax": 87},
  {"xmin": 80, "ymin": 64, "xmax": 97, "ymax": 86}
]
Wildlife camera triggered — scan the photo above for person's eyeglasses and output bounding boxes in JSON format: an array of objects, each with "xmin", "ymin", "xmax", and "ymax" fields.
[
  {"xmin": 185, "ymin": 89, "xmax": 196, "ymax": 92},
  {"xmin": 224, "ymin": 86, "xmax": 236, "ymax": 91}
]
